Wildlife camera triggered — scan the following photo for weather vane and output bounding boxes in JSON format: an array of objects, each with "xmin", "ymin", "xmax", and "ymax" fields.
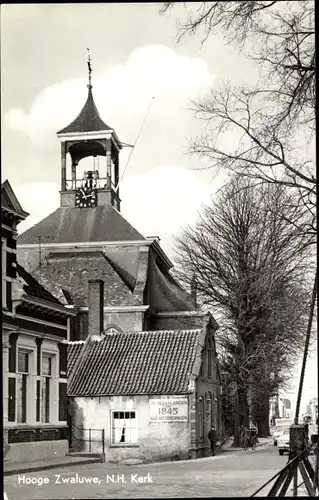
[{"xmin": 87, "ymin": 48, "xmax": 92, "ymax": 88}]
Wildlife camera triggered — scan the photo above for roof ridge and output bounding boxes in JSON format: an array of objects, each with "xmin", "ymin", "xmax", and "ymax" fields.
[{"xmin": 93, "ymin": 329, "xmax": 201, "ymax": 339}]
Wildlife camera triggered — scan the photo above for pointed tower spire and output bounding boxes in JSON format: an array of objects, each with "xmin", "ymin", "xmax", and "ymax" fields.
[{"xmin": 57, "ymin": 52, "xmax": 123, "ymax": 212}]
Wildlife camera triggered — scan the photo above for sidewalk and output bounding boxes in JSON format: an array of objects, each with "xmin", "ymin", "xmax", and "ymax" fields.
[
  {"xmin": 4, "ymin": 454, "xmax": 102, "ymax": 476},
  {"xmin": 4, "ymin": 438, "xmax": 273, "ymax": 476},
  {"xmin": 222, "ymin": 436, "xmax": 272, "ymax": 452}
]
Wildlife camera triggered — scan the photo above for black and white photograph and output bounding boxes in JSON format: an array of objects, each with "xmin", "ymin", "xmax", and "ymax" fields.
[{"xmin": 2, "ymin": 2, "xmax": 317, "ymax": 498}]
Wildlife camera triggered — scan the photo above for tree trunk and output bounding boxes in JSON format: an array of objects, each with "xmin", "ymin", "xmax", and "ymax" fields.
[
  {"xmin": 247, "ymin": 377, "xmax": 253, "ymax": 427},
  {"xmin": 255, "ymin": 393, "xmax": 271, "ymax": 437},
  {"xmin": 232, "ymin": 389, "xmax": 241, "ymax": 447},
  {"xmin": 232, "ymin": 388, "xmax": 249, "ymax": 447}
]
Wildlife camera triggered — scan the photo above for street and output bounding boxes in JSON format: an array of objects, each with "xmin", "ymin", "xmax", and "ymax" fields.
[{"xmin": 4, "ymin": 443, "xmax": 300, "ymax": 499}]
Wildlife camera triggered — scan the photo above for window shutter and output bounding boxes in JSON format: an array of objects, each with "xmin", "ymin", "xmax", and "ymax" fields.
[
  {"xmin": 8, "ymin": 377, "xmax": 16, "ymax": 421},
  {"xmin": 59, "ymin": 383, "xmax": 68, "ymax": 421}
]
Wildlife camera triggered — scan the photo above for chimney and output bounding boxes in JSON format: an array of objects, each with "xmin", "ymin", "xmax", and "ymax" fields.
[{"xmin": 88, "ymin": 279, "xmax": 104, "ymax": 340}]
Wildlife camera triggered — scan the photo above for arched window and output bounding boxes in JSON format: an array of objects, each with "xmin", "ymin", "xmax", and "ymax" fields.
[
  {"xmin": 212, "ymin": 392, "xmax": 217, "ymax": 428},
  {"xmin": 209, "ymin": 391, "xmax": 213, "ymax": 428},
  {"xmin": 199, "ymin": 348, "xmax": 204, "ymax": 377},
  {"xmin": 102, "ymin": 325, "xmax": 123, "ymax": 337},
  {"xmin": 198, "ymin": 397, "xmax": 204, "ymax": 440}
]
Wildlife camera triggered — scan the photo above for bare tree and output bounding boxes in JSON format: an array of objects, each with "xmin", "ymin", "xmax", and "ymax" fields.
[
  {"xmin": 160, "ymin": 1, "xmax": 316, "ymax": 238},
  {"xmin": 188, "ymin": 82, "xmax": 316, "ymax": 241},
  {"xmin": 160, "ymin": 2, "xmax": 315, "ymax": 132},
  {"xmin": 175, "ymin": 177, "xmax": 313, "ymax": 444}
]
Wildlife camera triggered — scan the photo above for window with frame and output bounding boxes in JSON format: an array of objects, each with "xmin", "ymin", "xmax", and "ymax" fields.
[
  {"xmin": 41, "ymin": 355, "xmax": 52, "ymax": 423},
  {"xmin": 111, "ymin": 411, "xmax": 137, "ymax": 445},
  {"xmin": 17, "ymin": 350, "xmax": 29, "ymax": 423}
]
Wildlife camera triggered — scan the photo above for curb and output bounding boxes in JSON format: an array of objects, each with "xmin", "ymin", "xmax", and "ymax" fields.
[{"xmin": 4, "ymin": 457, "xmax": 102, "ymax": 476}]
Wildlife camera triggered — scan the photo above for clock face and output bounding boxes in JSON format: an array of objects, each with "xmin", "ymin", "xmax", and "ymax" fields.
[{"xmin": 75, "ymin": 188, "xmax": 97, "ymax": 208}]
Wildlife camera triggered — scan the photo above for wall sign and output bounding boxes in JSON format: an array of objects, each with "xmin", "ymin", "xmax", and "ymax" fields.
[{"xmin": 149, "ymin": 397, "xmax": 188, "ymax": 422}]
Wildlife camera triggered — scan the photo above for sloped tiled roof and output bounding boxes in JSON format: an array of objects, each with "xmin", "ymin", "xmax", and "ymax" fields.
[
  {"xmin": 67, "ymin": 340, "xmax": 85, "ymax": 376},
  {"xmin": 57, "ymin": 88, "xmax": 112, "ymax": 135},
  {"xmin": 146, "ymin": 252, "xmax": 194, "ymax": 312},
  {"xmin": 17, "ymin": 263, "xmax": 62, "ymax": 305},
  {"xmin": 68, "ymin": 329, "xmax": 201, "ymax": 396},
  {"xmin": 30, "ymin": 252, "xmax": 139, "ymax": 307},
  {"xmin": 18, "ymin": 205, "xmax": 146, "ymax": 244}
]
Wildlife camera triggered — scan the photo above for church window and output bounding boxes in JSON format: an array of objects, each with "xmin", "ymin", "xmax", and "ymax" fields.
[
  {"xmin": 111, "ymin": 411, "xmax": 138, "ymax": 445},
  {"xmin": 103, "ymin": 326, "xmax": 121, "ymax": 336}
]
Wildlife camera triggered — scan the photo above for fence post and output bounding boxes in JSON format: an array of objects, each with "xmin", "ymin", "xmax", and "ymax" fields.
[
  {"xmin": 102, "ymin": 429, "xmax": 105, "ymax": 457},
  {"xmin": 89, "ymin": 429, "xmax": 91, "ymax": 453}
]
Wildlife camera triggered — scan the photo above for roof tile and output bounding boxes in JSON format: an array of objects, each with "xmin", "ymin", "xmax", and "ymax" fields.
[
  {"xmin": 68, "ymin": 329, "xmax": 201, "ymax": 396},
  {"xmin": 30, "ymin": 252, "xmax": 139, "ymax": 307},
  {"xmin": 17, "ymin": 263, "xmax": 62, "ymax": 305},
  {"xmin": 18, "ymin": 205, "xmax": 146, "ymax": 245}
]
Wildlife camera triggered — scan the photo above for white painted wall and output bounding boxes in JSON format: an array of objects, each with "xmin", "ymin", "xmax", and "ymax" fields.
[{"xmin": 71, "ymin": 394, "xmax": 192, "ymax": 462}]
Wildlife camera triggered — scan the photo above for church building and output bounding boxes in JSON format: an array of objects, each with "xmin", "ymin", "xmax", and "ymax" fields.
[{"xmin": 16, "ymin": 57, "xmax": 222, "ymax": 460}]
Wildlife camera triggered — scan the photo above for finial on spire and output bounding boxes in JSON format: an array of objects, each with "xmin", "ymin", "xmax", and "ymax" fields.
[{"xmin": 87, "ymin": 48, "xmax": 92, "ymax": 88}]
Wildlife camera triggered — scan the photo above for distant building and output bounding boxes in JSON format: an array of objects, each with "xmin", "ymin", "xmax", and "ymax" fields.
[{"xmin": 2, "ymin": 180, "xmax": 77, "ymax": 464}]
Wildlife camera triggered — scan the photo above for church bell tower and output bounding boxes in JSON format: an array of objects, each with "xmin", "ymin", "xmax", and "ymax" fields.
[{"xmin": 57, "ymin": 50, "xmax": 122, "ymax": 211}]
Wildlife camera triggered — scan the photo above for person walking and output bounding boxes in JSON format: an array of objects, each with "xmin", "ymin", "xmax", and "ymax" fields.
[{"xmin": 208, "ymin": 426, "xmax": 217, "ymax": 456}]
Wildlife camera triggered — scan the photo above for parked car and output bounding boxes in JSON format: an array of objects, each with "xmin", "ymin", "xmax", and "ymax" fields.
[
  {"xmin": 273, "ymin": 425, "xmax": 290, "ymax": 446},
  {"xmin": 278, "ymin": 429, "xmax": 290, "ymax": 455}
]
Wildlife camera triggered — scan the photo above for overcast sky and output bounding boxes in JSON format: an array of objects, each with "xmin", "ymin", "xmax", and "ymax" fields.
[
  {"xmin": 1, "ymin": 3, "xmax": 317, "ymax": 405},
  {"xmin": 1, "ymin": 3, "xmax": 258, "ymax": 255}
]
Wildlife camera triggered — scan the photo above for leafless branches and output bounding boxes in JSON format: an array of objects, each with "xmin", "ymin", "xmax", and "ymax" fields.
[
  {"xmin": 160, "ymin": 1, "xmax": 316, "ymax": 239},
  {"xmin": 175, "ymin": 177, "xmax": 314, "ymax": 433}
]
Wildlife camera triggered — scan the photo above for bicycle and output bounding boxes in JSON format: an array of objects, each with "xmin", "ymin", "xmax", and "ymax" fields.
[{"xmin": 243, "ymin": 429, "xmax": 257, "ymax": 451}]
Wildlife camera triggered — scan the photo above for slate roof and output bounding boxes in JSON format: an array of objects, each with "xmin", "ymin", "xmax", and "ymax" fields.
[
  {"xmin": 30, "ymin": 252, "xmax": 139, "ymax": 307},
  {"xmin": 57, "ymin": 87, "xmax": 112, "ymax": 135},
  {"xmin": 146, "ymin": 253, "xmax": 194, "ymax": 312},
  {"xmin": 17, "ymin": 263, "xmax": 62, "ymax": 305},
  {"xmin": 67, "ymin": 329, "xmax": 201, "ymax": 396},
  {"xmin": 18, "ymin": 205, "xmax": 146, "ymax": 244}
]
